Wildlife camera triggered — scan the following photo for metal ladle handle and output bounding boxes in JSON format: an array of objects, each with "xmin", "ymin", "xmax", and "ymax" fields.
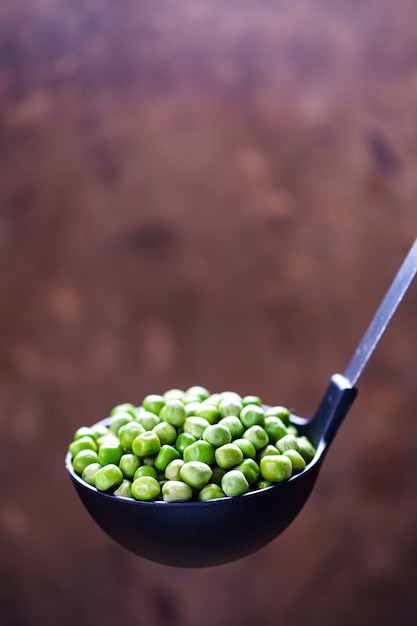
[
  {"xmin": 343, "ymin": 238, "xmax": 417, "ymax": 386},
  {"xmin": 309, "ymin": 238, "xmax": 417, "ymax": 454}
]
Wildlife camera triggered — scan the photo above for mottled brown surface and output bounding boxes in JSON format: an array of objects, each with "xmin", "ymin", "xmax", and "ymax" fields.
[{"xmin": 1, "ymin": 1, "xmax": 417, "ymax": 625}]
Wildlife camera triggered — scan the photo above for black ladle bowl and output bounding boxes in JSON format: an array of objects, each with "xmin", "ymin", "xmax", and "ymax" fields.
[
  {"xmin": 65, "ymin": 375, "xmax": 355, "ymax": 567},
  {"xmin": 66, "ymin": 239, "xmax": 417, "ymax": 567}
]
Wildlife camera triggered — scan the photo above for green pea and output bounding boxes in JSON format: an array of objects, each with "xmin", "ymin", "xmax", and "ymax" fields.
[
  {"xmin": 162, "ymin": 480, "xmax": 193, "ymax": 503},
  {"xmin": 257, "ymin": 479, "xmax": 272, "ymax": 490},
  {"xmin": 242, "ymin": 395, "xmax": 262, "ymax": 407},
  {"xmin": 233, "ymin": 438, "xmax": 257, "ymax": 459},
  {"xmin": 239, "ymin": 404, "xmax": 265, "ymax": 428},
  {"xmin": 205, "ymin": 393, "xmax": 221, "ymax": 406},
  {"xmin": 163, "ymin": 388, "xmax": 185, "ymax": 402},
  {"xmin": 159, "ymin": 399, "xmax": 186, "ymax": 427},
  {"xmin": 265, "ymin": 405, "xmax": 291, "ymax": 426},
  {"xmin": 286, "ymin": 425, "xmax": 298, "ymax": 436},
  {"xmin": 96, "ymin": 432, "xmax": 119, "ymax": 448},
  {"xmin": 142, "ymin": 394, "xmax": 165, "ymax": 415},
  {"xmin": 243, "ymin": 425, "xmax": 269, "ymax": 450},
  {"xmin": 131, "ymin": 476, "xmax": 161, "ymax": 501},
  {"xmin": 186, "ymin": 385, "xmax": 210, "ymax": 401},
  {"xmin": 183, "ymin": 393, "xmax": 202, "ymax": 405},
  {"xmin": 152, "ymin": 421, "xmax": 177, "ymax": 445},
  {"xmin": 110, "ymin": 403, "xmax": 136, "ymax": 418},
  {"xmin": 72, "ymin": 449, "xmax": 99, "ymax": 474},
  {"xmin": 195, "ymin": 403, "xmax": 220, "ymax": 425},
  {"xmin": 264, "ymin": 415, "xmax": 288, "ymax": 444},
  {"xmin": 183, "ymin": 416, "xmax": 210, "ymax": 439},
  {"xmin": 73, "ymin": 426, "xmax": 97, "ymax": 441},
  {"xmin": 215, "ymin": 443, "xmax": 243, "ymax": 469},
  {"xmin": 180, "ymin": 461, "xmax": 212, "ymax": 489},
  {"xmin": 113, "ymin": 479, "xmax": 133, "ymax": 498},
  {"xmin": 108, "ymin": 412, "xmax": 133, "ymax": 435},
  {"xmin": 175, "ymin": 432, "xmax": 197, "ymax": 454},
  {"xmin": 184, "ymin": 401, "xmax": 202, "ymax": 417},
  {"xmin": 119, "ymin": 453, "xmax": 141, "ymax": 479},
  {"xmin": 134, "ymin": 465, "xmax": 158, "ymax": 480},
  {"xmin": 260, "ymin": 454, "xmax": 292, "ymax": 482},
  {"xmin": 135, "ymin": 410, "xmax": 160, "ymax": 431},
  {"xmin": 258, "ymin": 444, "xmax": 281, "ymax": 459},
  {"xmin": 202, "ymin": 424, "xmax": 232, "ymax": 447},
  {"xmin": 118, "ymin": 421, "xmax": 145, "ymax": 451},
  {"xmin": 154, "ymin": 445, "xmax": 181, "ymax": 472},
  {"xmin": 276, "ymin": 433, "xmax": 298, "ymax": 453},
  {"xmin": 183, "ymin": 440, "xmax": 215, "ymax": 465},
  {"xmin": 221, "ymin": 470, "xmax": 249, "ymax": 497},
  {"xmin": 164, "ymin": 458, "xmax": 185, "ymax": 481},
  {"xmin": 218, "ymin": 397, "xmax": 242, "ymax": 418},
  {"xmin": 82, "ymin": 462, "xmax": 101, "ymax": 485},
  {"xmin": 211, "ymin": 466, "xmax": 226, "ymax": 486},
  {"xmin": 90, "ymin": 423, "xmax": 109, "ymax": 440},
  {"xmin": 218, "ymin": 416, "xmax": 244, "ymax": 439},
  {"xmin": 133, "ymin": 406, "xmax": 147, "ymax": 418},
  {"xmin": 283, "ymin": 449, "xmax": 306, "ymax": 473},
  {"xmin": 219, "ymin": 391, "xmax": 242, "ymax": 404},
  {"xmin": 132, "ymin": 431, "xmax": 161, "ymax": 457},
  {"xmin": 198, "ymin": 483, "xmax": 226, "ymax": 501},
  {"xmin": 235, "ymin": 458, "xmax": 260, "ymax": 485},
  {"xmin": 98, "ymin": 440, "xmax": 124, "ymax": 466},
  {"xmin": 296, "ymin": 436, "xmax": 316, "ymax": 463},
  {"xmin": 95, "ymin": 464, "xmax": 124, "ymax": 491},
  {"xmin": 69, "ymin": 436, "xmax": 97, "ymax": 458}
]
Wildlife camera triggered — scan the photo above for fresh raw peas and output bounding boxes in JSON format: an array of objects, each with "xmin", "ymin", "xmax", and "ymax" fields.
[
  {"xmin": 153, "ymin": 421, "xmax": 177, "ymax": 446},
  {"xmin": 142, "ymin": 393, "xmax": 165, "ymax": 415},
  {"xmin": 240, "ymin": 404, "xmax": 265, "ymax": 428},
  {"xmin": 198, "ymin": 483, "xmax": 225, "ymax": 501},
  {"xmin": 222, "ymin": 470, "xmax": 249, "ymax": 496},
  {"xmin": 98, "ymin": 440, "xmax": 123, "ymax": 466},
  {"xmin": 159, "ymin": 400, "xmax": 186, "ymax": 428},
  {"xmin": 165, "ymin": 458, "xmax": 185, "ymax": 481},
  {"xmin": 113, "ymin": 479, "xmax": 133, "ymax": 498},
  {"xmin": 175, "ymin": 432, "xmax": 197, "ymax": 454},
  {"xmin": 68, "ymin": 386, "xmax": 317, "ymax": 502},
  {"xmin": 119, "ymin": 422, "xmax": 145, "ymax": 451},
  {"xmin": 184, "ymin": 416, "xmax": 210, "ymax": 439},
  {"xmin": 154, "ymin": 445, "xmax": 181, "ymax": 471},
  {"xmin": 72, "ymin": 449, "xmax": 99, "ymax": 474},
  {"xmin": 95, "ymin": 464, "xmax": 123, "ymax": 491},
  {"xmin": 69, "ymin": 436, "xmax": 97, "ymax": 458},
  {"xmin": 215, "ymin": 443, "xmax": 243, "ymax": 469},
  {"xmin": 132, "ymin": 431, "xmax": 161, "ymax": 457},
  {"xmin": 119, "ymin": 453, "xmax": 140, "ymax": 479},
  {"xmin": 203, "ymin": 424, "xmax": 232, "ymax": 447},
  {"xmin": 183, "ymin": 440, "xmax": 215, "ymax": 465},
  {"xmin": 162, "ymin": 480, "xmax": 193, "ymax": 503},
  {"xmin": 131, "ymin": 476, "xmax": 161, "ymax": 501},
  {"xmin": 180, "ymin": 461, "xmax": 212, "ymax": 489},
  {"xmin": 260, "ymin": 455, "xmax": 292, "ymax": 483},
  {"xmin": 82, "ymin": 462, "xmax": 101, "ymax": 485}
]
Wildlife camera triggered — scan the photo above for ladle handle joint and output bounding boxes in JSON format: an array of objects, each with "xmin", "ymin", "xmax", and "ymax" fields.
[{"xmin": 313, "ymin": 373, "xmax": 357, "ymax": 452}]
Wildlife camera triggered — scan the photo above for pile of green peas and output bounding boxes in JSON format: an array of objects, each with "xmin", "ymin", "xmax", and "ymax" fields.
[{"xmin": 68, "ymin": 386, "xmax": 316, "ymax": 502}]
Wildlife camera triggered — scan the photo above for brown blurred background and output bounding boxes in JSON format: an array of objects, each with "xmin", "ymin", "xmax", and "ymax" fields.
[{"xmin": 1, "ymin": 0, "xmax": 417, "ymax": 624}]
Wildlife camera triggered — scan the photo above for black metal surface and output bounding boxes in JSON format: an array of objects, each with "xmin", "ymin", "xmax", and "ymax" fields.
[{"xmin": 67, "ymin": 458, "xmax": 322, "ymax": 567}]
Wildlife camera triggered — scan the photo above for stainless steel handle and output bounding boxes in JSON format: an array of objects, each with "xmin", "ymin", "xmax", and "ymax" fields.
[{"xmin": 343, "ymin": 238, "xmax": 417, "ymax": 386}]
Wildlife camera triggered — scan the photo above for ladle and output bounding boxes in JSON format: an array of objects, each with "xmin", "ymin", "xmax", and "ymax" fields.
[{"xmin": 66, "ymin": 238, "xmax": 417, "ymax": 567}]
